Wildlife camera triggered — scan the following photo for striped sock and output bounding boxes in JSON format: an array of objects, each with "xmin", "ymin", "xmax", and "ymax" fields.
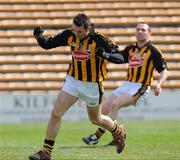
[
  {"xmin": 110, "ymin": 123, "xmax": 121, "ymax": 137},
  {"xmin": 43, "ymin": 139, "xmax": 55, "ymax": 155},
  {"xmin": 95, "ymin": 128, "xmax": 106, "ymax": 138}
]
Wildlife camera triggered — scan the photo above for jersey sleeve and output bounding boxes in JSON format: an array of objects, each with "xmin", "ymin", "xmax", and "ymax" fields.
[
  {"xmin": 151, "ymin": 46, "xmax": 168, "ymax": 73},
  {"xmin": 119, "ymin": 45, "xmax": 132, "ymax": 63},
  {"xmin": 36, "ymin": 29, "xmax": 72, "ymax": 49}
]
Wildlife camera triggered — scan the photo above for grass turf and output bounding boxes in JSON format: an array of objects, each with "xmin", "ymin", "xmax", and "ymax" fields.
[{"xmin": 0, "ymin": 120, "xmax": 180, "ymax": 160}]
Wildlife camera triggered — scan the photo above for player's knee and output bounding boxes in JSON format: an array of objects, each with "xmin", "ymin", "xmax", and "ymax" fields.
[
  {"xmin": 51, "ymin": 110, "xmax": 61, "ymax": 121},
  {"xmin": 111, "ymin": 101, "xmax": 121, "ymax": 110},
  {"xmin": 90, "ymin": 117, "xmax": 101, "ymax": 125},
  {"xmin": 108, "ymin": 100, "xmax": 126, "ymax": 120},
  {"xmin": 101, "ymin": 104, "xmax": 110, "ymax": 115}
]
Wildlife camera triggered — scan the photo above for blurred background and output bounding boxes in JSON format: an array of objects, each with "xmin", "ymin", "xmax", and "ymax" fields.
[{"xmin": 0, "ymin": 0, "xmax": 180, "ymax": 123}]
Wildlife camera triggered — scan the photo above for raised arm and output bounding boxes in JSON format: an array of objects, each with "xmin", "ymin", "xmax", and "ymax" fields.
[{"xmin": 33, "ymin": 26, "xmax": 70, "ymax": 49}]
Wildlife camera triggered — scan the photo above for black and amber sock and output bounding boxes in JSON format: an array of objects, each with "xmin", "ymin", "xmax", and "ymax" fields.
[
  {"xmin": 95, "ymin": 128, "xmax": 106, "ymax": 138},
  {"xmin": 43, "ymin": 139, "xmax": 55, "ymax": 155},
  {"xmin": 110, "ymin": 122, "xmax": 121, "ymax": 137}
]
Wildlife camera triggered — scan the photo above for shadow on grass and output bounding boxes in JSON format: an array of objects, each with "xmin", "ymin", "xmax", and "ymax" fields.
[{"xmin": 59, "ymin": 144, "xmax": 113, "ymax": 149}]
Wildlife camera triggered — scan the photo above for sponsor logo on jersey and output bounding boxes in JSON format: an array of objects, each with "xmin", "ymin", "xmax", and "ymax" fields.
[
  {"xmin": 72, "ymin": 50, "xmax": 90, "ymax": 60},
  {"xmin": 129, "ymin": 58, "xmax": 143, "ymax": 67}
]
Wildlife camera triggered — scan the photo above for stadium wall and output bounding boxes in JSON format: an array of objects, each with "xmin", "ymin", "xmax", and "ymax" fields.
[{"xmin": 0, "ymin": 90, "xmax": 180, "ymax": 123}]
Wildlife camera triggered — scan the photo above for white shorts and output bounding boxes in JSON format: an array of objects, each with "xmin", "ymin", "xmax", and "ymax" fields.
[
  {"xmin": 113, "ymin": 81, "xmax": 150, "ymax": 105},
  {"xmin": 62, "ymin": 75, "xmax": 103, "ymax": 107}
]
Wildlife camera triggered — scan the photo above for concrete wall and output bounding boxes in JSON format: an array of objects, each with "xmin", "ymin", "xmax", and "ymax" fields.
[{"xmin": 0, "ymin": 90, "xmax": 180, "ymax": 123}]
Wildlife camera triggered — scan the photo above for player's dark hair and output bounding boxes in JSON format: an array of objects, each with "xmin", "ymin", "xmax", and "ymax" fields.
[
  {"xmin": 137, "ymin": 22, "xmax": 151, "ymax": 32},
  {"xmin": 73, "ymin": 13, "xmax": 92, "ymax": 30}
]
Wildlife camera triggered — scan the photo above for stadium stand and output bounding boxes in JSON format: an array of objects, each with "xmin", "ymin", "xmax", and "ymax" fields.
[{"xmin": 0, "ymin": 0, "xmax": 180, "ymax": 91}]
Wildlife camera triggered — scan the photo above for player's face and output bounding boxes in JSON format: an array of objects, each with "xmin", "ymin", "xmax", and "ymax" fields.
[
  {"xmin": 135, "ymin": 24, "xmax": 150, "ymax": 42},
  {"xmin": 72, "ymin": 24, "xmax": 89, "ymax": 39}
]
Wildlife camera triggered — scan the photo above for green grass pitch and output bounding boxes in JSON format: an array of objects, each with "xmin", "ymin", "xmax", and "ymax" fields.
[{"xmin": 0, "ymin": 120, "xmax": 180, "ymax": 160}]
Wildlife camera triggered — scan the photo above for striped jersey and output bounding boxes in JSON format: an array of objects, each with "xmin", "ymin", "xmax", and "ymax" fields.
[
  {"xmin": 36, "ymin": 28, "xmax": 116, "ymax": 83},
  {"xmin": 121, "ymin": 41, "xmax": 167, "ymax": 86}
]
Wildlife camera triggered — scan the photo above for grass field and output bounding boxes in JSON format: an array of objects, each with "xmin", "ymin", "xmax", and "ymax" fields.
[{"xmin": 0, "ymin": 120, "xmax": 180, "ymax": 160}]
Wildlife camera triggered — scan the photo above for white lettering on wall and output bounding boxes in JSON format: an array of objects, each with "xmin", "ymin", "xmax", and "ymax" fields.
[{"xmin": 0, "ymin": 91, "xmax": 180, "ymax": 123}]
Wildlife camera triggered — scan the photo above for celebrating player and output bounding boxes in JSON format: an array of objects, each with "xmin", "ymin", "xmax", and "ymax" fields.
[{"xmin": 29, "ymin": 13, "xmax": 126, "ymax": 160}]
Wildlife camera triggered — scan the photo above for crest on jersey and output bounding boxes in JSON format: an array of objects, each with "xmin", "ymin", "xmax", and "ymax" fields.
[
  {"xmin": 72, "ymin": 50, "xmax": 90, "ymax": 61},
  {"xmin": 129, "ymin": 58, "xmax": 143, "ymax": 67}
]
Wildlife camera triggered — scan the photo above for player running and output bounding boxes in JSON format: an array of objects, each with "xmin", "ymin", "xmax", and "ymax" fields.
[
  {"xmin": 29, "ymin": 13, "xmax": 125, "ymax": 160},
  {"xmin": 82, "ymin": 22, "xmax": 168, "ymax": 148}
]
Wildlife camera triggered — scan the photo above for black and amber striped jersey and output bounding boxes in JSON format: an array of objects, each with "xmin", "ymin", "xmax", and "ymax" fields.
[
  {"xmin": 121, "ymin": 41, "xmax": 167, "ymax": 86},
  {"xmin": 36, "ymin": 28, "xmax": 117, "ymax": 83}
]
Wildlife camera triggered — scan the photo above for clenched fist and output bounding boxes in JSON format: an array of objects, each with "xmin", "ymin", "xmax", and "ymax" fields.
[{"xmin": 33, "ymin": 26, "xmax": 44, "ymax": 38}]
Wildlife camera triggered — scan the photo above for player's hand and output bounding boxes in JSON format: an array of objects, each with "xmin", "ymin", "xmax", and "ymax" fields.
[
  {"xmin": 154, "ymin": 85, "xmax": 161, "ymax": 96},
  {"xmin": 33, "ymin": 26, "xmax": 44, "ymax": 38},
  {"xmin": 96, "ymin": 47, "xmax": 107, "ymax": 58}
]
